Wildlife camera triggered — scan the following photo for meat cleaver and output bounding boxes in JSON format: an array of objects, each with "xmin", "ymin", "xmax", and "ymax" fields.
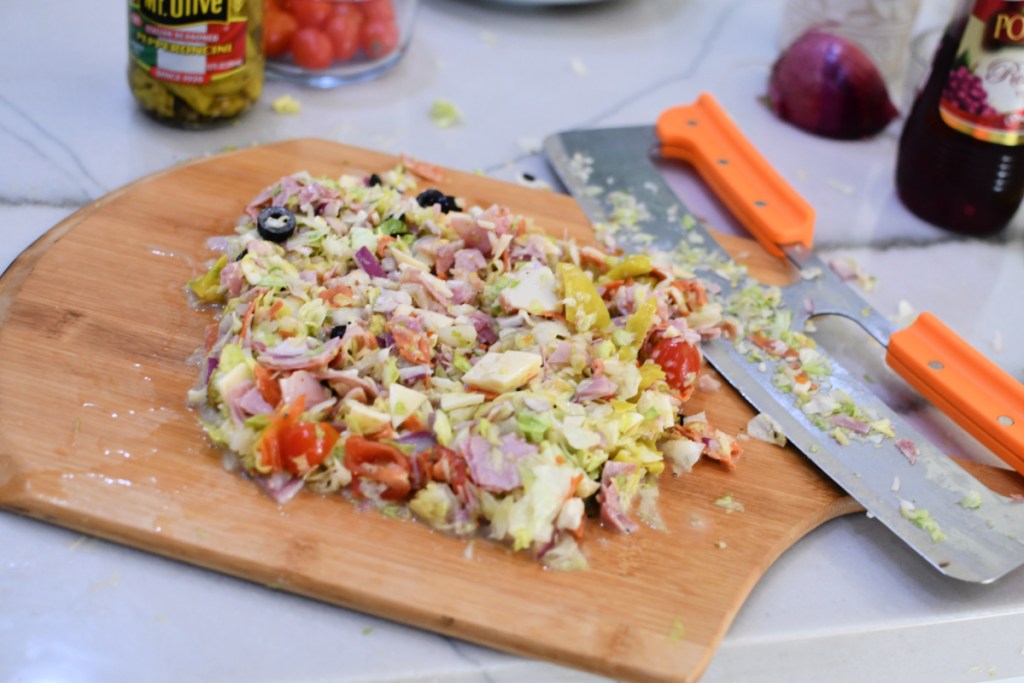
[{"xmin": 544, "ymin": 93, "xmax": 1024, "ymax": 583}]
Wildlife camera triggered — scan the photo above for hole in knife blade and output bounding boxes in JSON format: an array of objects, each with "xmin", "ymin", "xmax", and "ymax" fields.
[
  {"xmin": 928, "ymin": 360, "xmax": 944, "ymax": 370},
  {"xmin": 998, "ymin": 415, "xmax": 1014, "ymax": 426}
]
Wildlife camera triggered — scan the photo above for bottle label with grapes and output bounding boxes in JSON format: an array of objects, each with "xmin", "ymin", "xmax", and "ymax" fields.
[
  {"xmin": 940, "ymin": 0, "xmax": 1024, "ymax": 145},
  {"xmin": 128, "ymin": 0, "xmax": 249, "ymax": 86}
]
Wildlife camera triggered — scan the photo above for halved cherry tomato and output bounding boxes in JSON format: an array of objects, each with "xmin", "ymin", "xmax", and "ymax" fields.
[
  {"xmin": 257, "ymin": 396, "xmax": 340, "ymax": 475},
  {"xmin": 360, "ymin": 17, "xmax": 399, "ymax": 59},
  {"xmin": 290, "ymin": 27, "xmax": 334, "ymax": 69},
  {"xmin": 323, "ymin": 12, "xmax": 363, "ymax": 62},
  {"xmin": 344, "ymin": 436, "xmax": 412, "ymax": 500},
  {"xmin": 279, "ymin": 421, "xmax": 340, "ymax": 474},
  {"xmin": 264, "ymin": 10, "xmax": 298, "ymax": 58},
  {"xmin": 253, "ymin": 363, "xmax": 283, "ymax": 407},
  {"xmin": 644, "ymin": 335, "xmax": 702, "ymax": 400},
  {"xmin": 288, "ymin": 0, "xmax": 333, "ymax": 27}
]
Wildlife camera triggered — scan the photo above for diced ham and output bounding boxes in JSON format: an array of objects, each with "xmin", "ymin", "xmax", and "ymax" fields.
[
  {"xmin": 598, "ymin": 461, "xmax": 638, "ymax": 534},
  {"xmin": 477, "ymin": 204, "xmax": 514, "ymax": 237},
  {"xmin": 576, "ymin": 374, "xmax": 618, "ymax": 402},
  {"xmin": 400, "ymin": 268, "xmax": 453, "ymax": 305},
  {"xmin": 452, "ymin": 248, "xmax": 487, "ymax": 278},
  {"xmin": 258, "ymin": 337, "xmax": 343, "ymax": 371},
  {"xmin": 279, "ymin": 370, "xmax": 329, "ymax": 408},
  {"xmin": 236, "ymin": 385, "xmax": 274, "ymax": 416},
  {"xmin": 447, "ymin": 279, "xmax": 478, "ymax": 305},
  {"xmin": 225, "ymin": 380, "xmax": 258, "ymax": 424},
  {"xmin": 896, "ymin": 438, "xmax": 918, "ymax": 465},
  {"xmin": 219, "ymin": 261, "xmax": 245, "ymax": 297},
  {"xmin": 463, "ymin": 435, "xmax": 522, "ymax": 492},
  {"xmin": 831, "ymin": 414, "xmax": 871, "ymax": 435},
  {"xmin": 449, "ymin": 212, "xmax": 492, "ymax": 255},
  {"xmin": 466, "ymin": 310, "xmax": 498, "ymax": 345},
  {"xmin": 547, "ymin": 340, "xmax": 573, "ymax": 368},
  {"xmin": 315, "ymin": 367, "xmax": 379, "ymax": 400},
  {"xmin": 431, "ymin": 239, "xmax": 465, "ymax": 276},
  {"xmin": 296, "ymin": 180, "xmax": 340, "ymax": 213}
]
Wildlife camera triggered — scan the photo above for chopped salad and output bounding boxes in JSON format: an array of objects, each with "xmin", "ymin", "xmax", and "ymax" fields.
[{"xmin": 187, "ymin": 165, "xmax": 738, "ymax": 569}]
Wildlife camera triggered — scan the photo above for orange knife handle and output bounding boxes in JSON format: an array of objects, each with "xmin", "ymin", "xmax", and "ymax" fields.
[
  {"xmin": 655, "ymin": 93, "xmax": 815, "ymax": 258},
  {"xmin": 887, "ymin": 312, "xmax": 1024, "ymax": 477}
]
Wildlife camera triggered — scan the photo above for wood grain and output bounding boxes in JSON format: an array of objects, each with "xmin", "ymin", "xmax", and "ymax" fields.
[{"xmin": 0, "ymin": 140, "xmax": 1019, "ymax": 683}]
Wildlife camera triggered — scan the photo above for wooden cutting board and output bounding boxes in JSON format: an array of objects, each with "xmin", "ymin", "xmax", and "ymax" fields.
[{"xmin": 1, "ymin": 140, "xmax": 1020, "ymax": 683}]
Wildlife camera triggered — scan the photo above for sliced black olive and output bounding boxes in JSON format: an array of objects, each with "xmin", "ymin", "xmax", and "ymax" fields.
[
  {"xmin": 234, "ymin": 248, "xmax": 248, "ymax": 261},
  {"xmin": 416, "ymin": 188, "xmax": 458, "ymax": 214},
  {"xmin": 328, "ymin": 324, "xmax": 348, "ymax": 339},
  {"xmin": 256, "ymin": 206, "xmax": 296, "ymax": 243},
  {"xmin": 367, "ymin": 173, "xmax": 382, "ymax": 186}
]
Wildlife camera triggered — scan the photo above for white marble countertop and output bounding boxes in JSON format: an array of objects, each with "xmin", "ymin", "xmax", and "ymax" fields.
[{"xmin": 3, "ymin": 0, "xmax": 1024, "ymax": 681}]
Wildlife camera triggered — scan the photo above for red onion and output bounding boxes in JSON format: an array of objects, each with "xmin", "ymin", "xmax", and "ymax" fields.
[
  {"xmin": 768, "ymin": 29, "xmax": 898, "ymax": 140},
  {"xmin": 256, "ymin": 472, "xmax": 305, "ymax": 504},
  {"xmin": 354, "ymin": 246, "xmax": 387, "ymax": 278}
]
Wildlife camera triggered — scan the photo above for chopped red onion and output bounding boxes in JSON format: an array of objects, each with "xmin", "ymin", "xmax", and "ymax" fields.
[{"xmin": 354, "ymin": 246, "xmax": 387, "ymax": 278}]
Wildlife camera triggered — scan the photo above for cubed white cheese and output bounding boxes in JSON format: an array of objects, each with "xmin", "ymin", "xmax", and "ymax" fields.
[
  {"xmin": 461, "ymin": 350, "xmax": 542, "ymax": 394},
  {"xmin": 390, "ymin": 246, "xmax": 430, "ymax": 271},
  {"xmin": 389, "ymin": 384, "xmax": 429, "ymax": 428},
  {"xmin": 439, "ymin": 391, "xmax": 486, "ymax": 411},
  {"xmin": 343, "ymin": 401, "xmax": 391, "ymax": 434},
  {"xmin": 499, "ymin": 265, "xmax": 562, "ymax": 315}
]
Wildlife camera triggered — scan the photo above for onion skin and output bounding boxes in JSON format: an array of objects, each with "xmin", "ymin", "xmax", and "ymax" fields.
[{"xmin": 768, "ymin": 29, "xmax": 898, "ymax": 140}]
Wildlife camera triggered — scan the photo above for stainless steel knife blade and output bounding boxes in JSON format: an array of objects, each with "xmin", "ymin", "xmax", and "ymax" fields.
[{"xmin": 544, "ymin": 123, "xmax": 1024, "ymax": 583}]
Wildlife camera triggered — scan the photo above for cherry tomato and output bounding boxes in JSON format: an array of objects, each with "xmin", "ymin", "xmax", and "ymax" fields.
[
  {"xmin": 360, "ymin": 17, "xmax": 400, "ymax": 59},
  {"xmin": 358, "ymin": 0, "xmax": 395, "ymax": 20},
  {"xmin": 344, "ymin": 435, "xmax": 412, "ymax": 501},
  {"xmin": 288, "ymin": 0, "xmax": 333, "ymax": 27},
  {"xmin": 258, "ymin": 397, "xmax": 340, "ymax": 475},
  {"xmin": 645, "ymin": 336, "xmax": 702, "ymax": 400},
  {"xmin": 279, "ymin": 422, "xmax": 340, "ymax": 474},
  {"xmin": 323, "ymin": 12, "xmax": 363, "ymax": 62},
  {"xmin": 264, "ymin": 10, "xmax": 298, "ymax": 58},
  {"xmin": 332, "ymin": 2, "xmax": 361, "ymax": 17},
  {"xmin": 291, "ymin": 27, "xmax": 335, "ymax": 69}
]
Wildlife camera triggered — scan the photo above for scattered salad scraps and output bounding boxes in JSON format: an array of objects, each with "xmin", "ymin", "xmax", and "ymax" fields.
[
  {"xmin": 429, "ymin": 99, "xmax": 463, "ymax": 129},
  {"xmin": 899, "ymin": 499, "xmax": 948, "ymax": 542},
  {"xmin": 187, "ymin": 165, "xmax": 738, "ymax": 569},
  {"xmin": 746, "ymin": 412, "xmax": 787, "ymax": 447},
  {"xmin": 714, "ymin": 493, "xmax": 744, "ymax": 514},
  {"xmin": 271, "ymin": 94, "xmax": 302, "ymax": 115}
]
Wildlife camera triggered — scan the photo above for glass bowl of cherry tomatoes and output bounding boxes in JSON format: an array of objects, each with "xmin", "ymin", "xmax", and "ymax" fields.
[{"xmin": 264, "ymin": 0, "xmax": 417, "ymax": 87}]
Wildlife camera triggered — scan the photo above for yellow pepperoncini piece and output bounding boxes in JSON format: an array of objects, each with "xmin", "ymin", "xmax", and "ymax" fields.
[
  {"xmin": 557, "ymin": 263, "xmax": 610, "ymax": 332},
  {"xmin": 638, "ymin": 361, "xmax": 666, "ymax": 390},
  {"xmin": 618, "ymin": 291, "xmax": 658, "ymax": 361},
  {"xmin": 603, "ymin": 254, "xmax": 653, "ymax": 282},
  {"xmin": 187, "ymin": 255, "xmax": 228, "ymax": 302}
]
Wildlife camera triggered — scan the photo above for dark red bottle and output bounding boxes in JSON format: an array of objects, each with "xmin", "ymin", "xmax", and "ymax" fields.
[{"xmin": 896, "ymin": 0, "xmax": 1024, "ymax": 235}]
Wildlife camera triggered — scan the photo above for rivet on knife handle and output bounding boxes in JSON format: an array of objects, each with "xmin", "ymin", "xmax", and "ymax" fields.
[
  {"xmin": 655, "ymin": 92, "xmax": 814, "ymax": 258},
  {"xmin": 888, "ymin": 313, "xmax": 1024, "ymax": 476}
]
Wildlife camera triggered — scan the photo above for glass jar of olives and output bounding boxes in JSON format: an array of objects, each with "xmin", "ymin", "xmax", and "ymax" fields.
[{"xmin": 128, "ymin": 0, "xmax": 265, "ymax": 128}]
